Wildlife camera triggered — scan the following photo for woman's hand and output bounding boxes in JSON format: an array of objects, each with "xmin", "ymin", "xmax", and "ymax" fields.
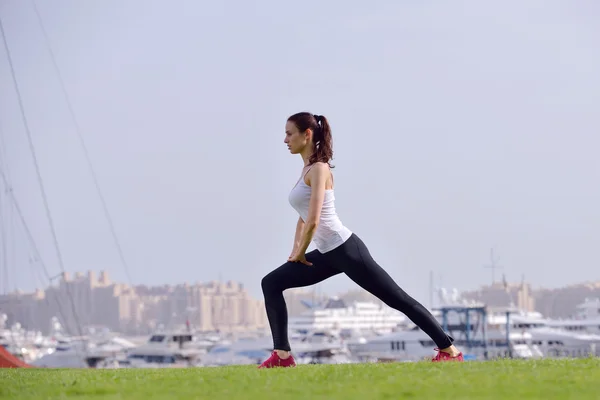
[{"xmin": 288, "ymin": 251, "xmax": 313, "ymax": 266}]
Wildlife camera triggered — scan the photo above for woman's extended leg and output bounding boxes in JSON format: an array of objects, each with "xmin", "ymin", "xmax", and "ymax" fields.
[
  {"xmin": 260, "ymin": 249, "xmax": 341, "ymax": 367},
  {"xmin": 327, "ymin": 234, "xmax": 463, "ymax": 361}
]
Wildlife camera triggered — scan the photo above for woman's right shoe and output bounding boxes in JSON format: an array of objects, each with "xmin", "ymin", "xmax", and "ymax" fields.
[
  {"xmin": 431, "ymin": 348, "xmax": 464, "ymax": 362},
  {"xmin": 258, "ymin": 351, "xmax": 297, "ymax": 368}
]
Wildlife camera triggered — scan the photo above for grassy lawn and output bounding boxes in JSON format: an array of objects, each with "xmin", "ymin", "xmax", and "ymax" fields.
[{"xmin": 1, "ymin": 358, "xmax": 599, "ymax": 399}]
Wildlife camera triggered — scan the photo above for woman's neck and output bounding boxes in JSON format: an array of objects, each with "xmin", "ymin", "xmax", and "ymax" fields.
[{"xmin": 300, "ymin": 148, "xmax": 312, "ymax": 166}]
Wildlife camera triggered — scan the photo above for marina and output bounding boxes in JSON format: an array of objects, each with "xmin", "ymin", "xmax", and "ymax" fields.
[{"xmin": 2, "ymin": 293, "xmax": 599, "ymax": 368}]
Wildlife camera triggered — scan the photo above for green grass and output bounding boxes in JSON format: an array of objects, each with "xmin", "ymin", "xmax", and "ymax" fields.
[{"xmin": 1, "ymin": 358, "xmax": 599, "ymax": 399}]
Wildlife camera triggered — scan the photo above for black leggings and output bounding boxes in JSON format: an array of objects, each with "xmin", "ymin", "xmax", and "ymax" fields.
[{"xmin": 261, "ymin": 233, "xmax": 454, "ymax": 352}]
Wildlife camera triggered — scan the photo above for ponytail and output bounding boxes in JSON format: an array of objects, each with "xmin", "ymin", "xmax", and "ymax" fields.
[{"xmin": 309, "ymin": 115, "xmax": 334, "ymax": 167}]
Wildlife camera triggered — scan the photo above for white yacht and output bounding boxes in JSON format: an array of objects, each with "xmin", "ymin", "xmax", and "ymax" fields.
[
  {"xmin": 545, "ymin": 298, "xmax": 600, "ymax": 335},
  {"xmin": 288, "ymin": 297, "xmax": 407, "ymax": 334},
  {"xmin": 31, "ymin": 334, "xmax": 138, "ymax": 368},
  {"xmin": 118, "ymin": 330, "xmax": 216, "ymax": 368},
  {"xmin": 488, "ymin": 310, "xmax": 600, "ymax": 358}
]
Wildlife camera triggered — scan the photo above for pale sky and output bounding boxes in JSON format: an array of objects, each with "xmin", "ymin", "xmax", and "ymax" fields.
[{"xmin": 1, "ymin": 0, "xmax": 599, "ymax": 304}]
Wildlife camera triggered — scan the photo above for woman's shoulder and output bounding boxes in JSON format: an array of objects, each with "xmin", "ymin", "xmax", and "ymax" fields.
[
  {"xmin": 304, "ymin": 162, "xmax": 332, "ymax": 186},
  {"xmin": 308, "ymin": 161, "xmax": 330, "ymax": 172}
]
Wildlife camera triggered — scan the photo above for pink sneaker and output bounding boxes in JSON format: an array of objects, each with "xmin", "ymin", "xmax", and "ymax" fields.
[
  {"xmin": 258, "ymin": 351, "xmax": 297, "ymax": 369},
  {"xmin": 432, "ymin": 348, "xmax": 464, "ymax": 362}
]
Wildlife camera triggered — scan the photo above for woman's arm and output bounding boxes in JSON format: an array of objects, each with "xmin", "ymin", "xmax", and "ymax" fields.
[
  {"xmin": 294, "ymin": 163, "xmax": 328, "ymax": 256},
  {"xmin": 291, "ymin": 216, "xmax": 305, "ymax": 256}
]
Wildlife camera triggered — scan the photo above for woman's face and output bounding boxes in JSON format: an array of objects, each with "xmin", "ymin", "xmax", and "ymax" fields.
[{"xmin": 284, "ymin": 120, "xmax": 311, "ymax": 154}]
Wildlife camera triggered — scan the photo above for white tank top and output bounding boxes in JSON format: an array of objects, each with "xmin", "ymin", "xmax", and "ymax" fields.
[{"xmin": 288, "ymin": 166, "xmax": 352, "ymax": 253}]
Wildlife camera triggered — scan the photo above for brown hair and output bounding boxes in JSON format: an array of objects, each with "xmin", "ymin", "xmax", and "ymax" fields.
[{"xmin": 287, "ymin": 112, "xmax": 334, "ymax": 167}]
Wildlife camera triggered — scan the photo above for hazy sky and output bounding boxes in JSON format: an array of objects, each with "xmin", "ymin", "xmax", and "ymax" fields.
[{"xmin": 1, "ymin": 0, "xmax": 599, "ymax": 304}]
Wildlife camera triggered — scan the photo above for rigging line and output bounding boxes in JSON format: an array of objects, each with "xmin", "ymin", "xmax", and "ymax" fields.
[
  {"xmin": 0, "ymin": 14, "xmax": 86, "ymax": 342},
  {"xmin": 0, "ymin": 127, "xmax": 29, "ymax": 354},
  {"xmin": 30, "ymin": 0, "xmax": 134, "ymax": 287},
  {"xmin": 0, "ymin": 120, "xmax": 12, "ymax": 296},
  {"xmin": 0, "ymin": 126, "xmax": 19, "ymax": 353},
  {"xmin": 0, "ymin": 184, "xmax": 8, "ymax": 295},
  {"xmin": 0, "ymin": 132, "xmax": 6, "ymax": 295},
  {"xmin": 0, "ymin": 165, "xmax": 81, "ymax": 360}
]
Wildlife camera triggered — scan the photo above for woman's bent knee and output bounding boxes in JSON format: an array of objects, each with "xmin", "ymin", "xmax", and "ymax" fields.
[{"xmin": 261, "ymin": 272, "xmax": 278, "ymax": 294}]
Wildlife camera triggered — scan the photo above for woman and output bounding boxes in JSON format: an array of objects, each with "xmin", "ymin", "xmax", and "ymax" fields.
[{"xmin": 258, "ymin": 112, "xmax": 463, "ymax": 368}]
